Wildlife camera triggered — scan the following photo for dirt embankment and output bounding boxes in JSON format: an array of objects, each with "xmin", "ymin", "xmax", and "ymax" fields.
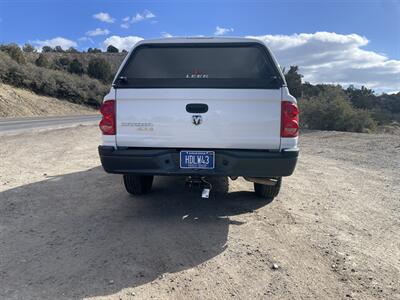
[
  {"xmin": 0, "ymin": 83, "xmax": 97, "ymax": 118},
  {"xmin": 0, "ymin": 127, "xmax": 399, "ymax": 299}
]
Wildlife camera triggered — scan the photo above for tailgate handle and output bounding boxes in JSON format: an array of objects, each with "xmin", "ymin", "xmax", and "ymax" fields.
[{"xmin": 186, "ymin": 103, "xmax": 208, "ymax": 114}]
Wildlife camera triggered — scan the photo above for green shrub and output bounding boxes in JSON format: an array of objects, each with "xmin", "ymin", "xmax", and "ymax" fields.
[
  {"xmin": 107, "ymin": 45, "xmax": 119, "ymax": 53},
  {"xmin": 284, "ymin": 66, "xmax": 302, "ymax": 99},
  {"xmin": 35, "ymin": 54, "xmax": 49, "ymax": 67},
  {"xmin": 68, "ymin": 59, "xmax": 84, "ymax": 75},
  {"xmin": 87, "ymin": 48, "xmax": 102, "ymax": 53},
  {"xmin": 66, "ymin": 47, "xmax": 78, "ymax": 53},
  {"xmin": 55, "ymin": 56, "xmax": 71, "ymax": 70},
  {"xmin": 300, "ymin": 86, "xmax": 376, "ymax": 132},
  {"xmin": 0, "ymin": 44, "xmax": 26, "ymax": 64},
  {"xmin": 22, "ymin": 43, "xmax": 35, "ymax": 53},
  {"xmin": 54, "ymin": 46, "xmax": 64, "ymax": 53},
  {"xmin": 42, "ymin": 46, "xmax": 53, "ymax": 53},
  {"xmin": 87, "ymin": 57, "xmax": 112, "ymax": 82}
]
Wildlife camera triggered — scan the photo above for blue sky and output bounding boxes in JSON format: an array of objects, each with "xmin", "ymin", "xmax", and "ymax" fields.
[{"xmin": 0, "ymin": 0, "xmax": 399, "ymax": 91}]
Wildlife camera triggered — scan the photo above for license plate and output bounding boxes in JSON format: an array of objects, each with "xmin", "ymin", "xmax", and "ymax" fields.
[{"xmin": 180, "ymin": 151, "xmax": 215, "ymax": 169}]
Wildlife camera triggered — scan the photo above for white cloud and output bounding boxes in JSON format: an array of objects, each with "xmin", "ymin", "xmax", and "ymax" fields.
[
  {"xmin": 93, "ymin": 12, "xmax": 115, "ymax": 23},
  {"xmin": 31, "ymin": 37, "xmax": 77, "ymax": 50},
  {"xmin": 86, "ymin": 28, "xmax": 110, "ymax": 37},
  {"xmin": 103, "ymin": 35, "xmax": 143, "ymax": 51},
  {"xmin": 131, "ymin": 14, "xmax": 144, "ymax": 23},
  {"xmin": 247, "ymin": 32, "xmax": 400, "ymax": 92},
  {"xmin": 78, "ymin": 36, "xmax": 94, "ymax": 44},
  {"xmin": 122, "ymin": 9, "xmax": 155, "ymax": 28},
  {"xmin": 214, "ymin": 26, "xmax": 234, "ymax": 36},
  {"xmin": 121, "ymin": 16, "xmax": 130, "ymax": 29},
  {"xmin": 161, "ymin": 32, "xmax": 173, "ymax": 38},
  {"xmin": 132, "ymin": 9, "xmax": 155, "ymax": 23}
]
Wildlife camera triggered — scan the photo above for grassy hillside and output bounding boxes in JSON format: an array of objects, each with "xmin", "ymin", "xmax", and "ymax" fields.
[{"xmin": 0, "ymin": 45, "xmax": 123, "ymax": 108}]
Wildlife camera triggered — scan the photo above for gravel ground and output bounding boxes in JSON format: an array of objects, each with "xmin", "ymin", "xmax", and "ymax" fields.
[{"xmin": 0, "ymin": 126, "xmax": 399, "ymax": 300}]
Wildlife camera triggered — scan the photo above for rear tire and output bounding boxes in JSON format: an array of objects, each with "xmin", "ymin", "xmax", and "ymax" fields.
[
  {"xmin": 123, "ymin": 175, "xmax": 154, "ymax": 195},
  {"xmin": 254, "ymin": 177, "xmax": 282, "ymax": 200}
]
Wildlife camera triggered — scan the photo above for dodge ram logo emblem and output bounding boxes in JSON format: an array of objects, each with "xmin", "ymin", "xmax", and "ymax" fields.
[{"xmin": 192, "ymin": 115, "xmax": 202, "ymax": 125}]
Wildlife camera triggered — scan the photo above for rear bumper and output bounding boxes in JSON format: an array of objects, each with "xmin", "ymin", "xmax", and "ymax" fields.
[{"xmin": 98, "ymin": 146, "xmax": 298, "ymax": 177}]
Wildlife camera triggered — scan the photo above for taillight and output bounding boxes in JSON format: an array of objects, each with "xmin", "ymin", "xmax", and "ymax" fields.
[
  {"xmin": 281, "ymin": 101, "xmax": 299, "ymax": 138},
  {"xmin": 99, "ymin": 100, "xmax": 116, "ymax": 135}
]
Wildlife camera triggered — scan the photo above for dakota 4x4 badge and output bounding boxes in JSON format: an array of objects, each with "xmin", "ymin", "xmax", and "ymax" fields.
[
  {"xmin": 192, "ymin": 115, "xmax": 202, "ymax": 125},
  {"xmin": 121, "ymin": 122, "xmax": 154, "ymax": 131}
]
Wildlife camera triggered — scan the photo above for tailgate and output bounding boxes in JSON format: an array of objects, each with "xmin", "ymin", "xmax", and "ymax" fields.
[{"xmin": 116, "ymin": 88, "xmax": 281, "ymax": 149}]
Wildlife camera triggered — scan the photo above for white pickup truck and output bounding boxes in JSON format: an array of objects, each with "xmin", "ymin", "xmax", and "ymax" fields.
[{"xmin": 98, "ymin": 37, "xmax": 299, "ymax": 200}]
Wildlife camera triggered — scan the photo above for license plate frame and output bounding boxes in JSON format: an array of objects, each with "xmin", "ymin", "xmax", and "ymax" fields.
[{"xmin": 179, "ymin": 151, "xmax": 215, "ymax": 170}]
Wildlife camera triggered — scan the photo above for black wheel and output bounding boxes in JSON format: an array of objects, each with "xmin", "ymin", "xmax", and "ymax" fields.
[
  {"xmin": 123, "ymin": 175, "xmax": 154, "ymax": 195},
  {"xmin": 254, "ymin": 177, "xmax": 282, "ymax": 200}
]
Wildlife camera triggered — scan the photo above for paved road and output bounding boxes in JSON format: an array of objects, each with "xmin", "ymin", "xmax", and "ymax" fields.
[{"xmin": 0, "ymin": 114, "xmax": 100, "ymax": 134}]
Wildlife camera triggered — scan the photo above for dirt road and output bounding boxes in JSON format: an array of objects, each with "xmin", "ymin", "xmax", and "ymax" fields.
[{"xmin": 0, "ymin": 126, "xmax": 399, "ymax": 300}]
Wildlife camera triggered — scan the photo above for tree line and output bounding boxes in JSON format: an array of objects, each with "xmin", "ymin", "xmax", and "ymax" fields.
[
  {"xmin": 0, "ymin": 43, "xmax": 122, "ymax": 83},
  {"xmin": 284, "ymin": 66, "xmax": 400, "ymax": 132},
  {"xmin": 21, "ymin": 43, "xmax": 125, "ymax": 54}
]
